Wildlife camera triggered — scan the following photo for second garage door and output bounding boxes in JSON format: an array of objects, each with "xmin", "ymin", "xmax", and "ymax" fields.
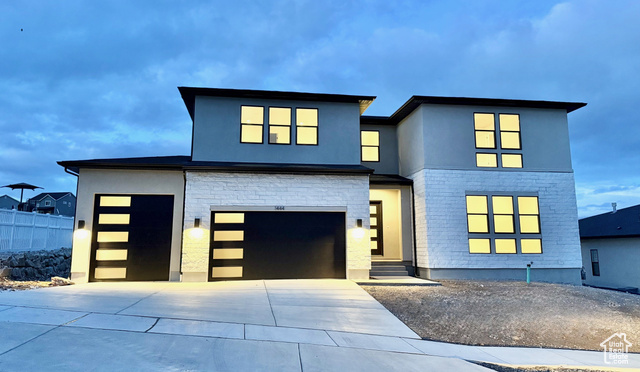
[{"xmin": 209, "ymin": 211, "xmax": 346, "ymax": 281}]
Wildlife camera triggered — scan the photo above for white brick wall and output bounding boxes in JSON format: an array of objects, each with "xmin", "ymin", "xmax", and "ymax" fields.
[
  {"xmin": 409, "ymin": 169, "xmax": 582, "ymax": 269},
  {"xmin": 182, "ymin": 172, "xmax": 371, "ymax": 279}
]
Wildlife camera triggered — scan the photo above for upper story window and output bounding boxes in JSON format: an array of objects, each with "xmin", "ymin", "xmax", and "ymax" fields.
[
  {"xmin": 296, "ymin": 108, "xmax": 318, "ymax": 145},
  {"xmin": 240, "ymin": 106, "xmax": 264, "ymax": 143},
  {"xmin": 361, "ymin": 130, "xmax": 380, "ymax": 162},
  {"xmin": 466, "ymin": 194, "xmax": 542, "ymax": 254},
  {"xmin": 268, "ymin": 107, "xmax": 291, "ymax": 144},
  {"xmin": 474, "ymin": 113, "xmax": 522, "ymax": 168}
]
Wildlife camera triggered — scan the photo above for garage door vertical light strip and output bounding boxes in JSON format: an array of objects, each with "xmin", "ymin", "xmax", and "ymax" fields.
[
  {"xmin": 211, "ymin": 212, "xmax": 245, "ymax": 279},
  {"xmin": 94, "ymin": 196, "xmax": 131, "ymax": 280}
]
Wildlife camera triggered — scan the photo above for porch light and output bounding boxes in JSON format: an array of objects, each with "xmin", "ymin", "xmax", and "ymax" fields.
[
  {"xmin": 189, "ymin": 218, "xmax": 204, "ymax": 239},
  {"xmin": 194, "ymin": 218, "xmax": 200, "ymax": 228}
]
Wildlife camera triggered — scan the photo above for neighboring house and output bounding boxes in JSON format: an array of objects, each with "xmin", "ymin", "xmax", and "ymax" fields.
[
  {"xmin": 58, "ymin": 87, "xmax": 586, "ymax": 283},
  {"xmin": 0, "ymin": 195, "xmax": 19, "ymax": 210},
  {"xmin": 579, "ymin": 204, "xmax": 640, "ymax": 292},
  {"xmin": 26, "ymin": 192, "xmax": 76, "ymax": 217}
]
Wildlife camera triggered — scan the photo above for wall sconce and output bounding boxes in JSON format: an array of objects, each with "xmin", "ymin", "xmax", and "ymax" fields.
[
  {"xmin": 189, "ymin": 217, "xmax": 204, "ymax": 239},
  {"xmin": 353, "ymin": 218, "xmax": 365, "ymax": 239},
  {"xmin": 194, "ymin": 218, "xmax": 200, "ymax": 228},
  {"xmin": 74, "ymin": 219, "xmax": 89, "ymax": 239}
]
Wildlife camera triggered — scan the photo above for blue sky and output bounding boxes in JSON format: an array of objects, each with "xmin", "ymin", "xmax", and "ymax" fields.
[{"xmin": 1, "ymin": 0, "xmax": 638, "ymax": 218}]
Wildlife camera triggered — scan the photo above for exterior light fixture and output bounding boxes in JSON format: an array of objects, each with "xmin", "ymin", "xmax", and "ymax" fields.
[
  {"xmin": 74, "ymin": 219, "xmax": 89, "ymax": 239},
  {"xmin": 189, "ymin": 217, "xmax": 204, "ymax": 239},
  {"xmin": 194, "ymin": 218, "xmax": 200, "ymax": 228},
  {"xmin": 353, "ymin": 218, "xmax": 365, "ymax": 239},
  {"xmin": 78, "ymin": 220, "xmax": 86, "ymax": 229}
]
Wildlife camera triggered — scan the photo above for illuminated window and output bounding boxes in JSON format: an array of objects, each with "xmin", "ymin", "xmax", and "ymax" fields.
[
  {"xmin": 466, "ymin": 196, "xmax": 489, "ymax": 233},
  {"xmin": 492, "ymin": 196, "xmax": 514, "ymax": 233},
  {"xmin": 268, "ymin": 107, "xmax": 291, "ymax": 144},
  {"xmin": 361, "ymin": 131, "xmax": 380, "ymax": 162},
  {"xmin": 296, "ymin": 108, "xmax": 318, "ymax": 145},
  {"xmin": 466, "ymin": 193, "xmax": 542, "ymax": 254},
  {"xmin": 241, "ymin": 106, "xmax": 264, "ymax": 143},
  {"xmin": 474, "ymin": 113, "xmax": 495, "ymax": 149},
  {"xmin": 475, "ymin": 113, "xmax": 523, "ymax": 168}
]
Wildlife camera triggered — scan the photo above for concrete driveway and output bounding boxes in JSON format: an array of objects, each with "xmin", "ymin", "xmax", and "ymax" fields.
[{"xmin": 0, "ymin": 279, "xmax": 490, "ymax": 371}]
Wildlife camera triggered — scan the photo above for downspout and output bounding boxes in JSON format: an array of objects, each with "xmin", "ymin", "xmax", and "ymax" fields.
[
  {"xmin": 178, "ymin": 170, "xmax": 187, "ymax": 281},
  {"xmin": 64, "ymin": 168, "xmax": 80, "ymax": 224},
  {"xmin": 410, "ymin": 185, "xmax": 419, "ymax": 278}
]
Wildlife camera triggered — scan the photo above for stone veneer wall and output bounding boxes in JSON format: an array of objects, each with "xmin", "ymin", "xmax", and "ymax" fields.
[
  {"xmin": 182, "ymin": 172, "xmax": 371, "ymax": 281},
  {"xmin": 410, "ymin": 169, "xmax": 582, "ymax": 272}
]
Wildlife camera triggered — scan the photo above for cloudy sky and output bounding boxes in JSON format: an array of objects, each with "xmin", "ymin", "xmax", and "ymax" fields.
[{"xmin": 1, "ymin": 0, "xmax": 638, "ymax": 218}]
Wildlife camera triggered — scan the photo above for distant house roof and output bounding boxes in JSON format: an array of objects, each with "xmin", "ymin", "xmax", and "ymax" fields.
[
  {"xmin": 58, "ymin": 155, "xmax": 374, "ymax": 176},
  {"xmin": 361, "ymin": 96, "xmax": 587, "ymax": 126},
  {"xmin": 0, "ymin": 195, "xmax": 19, "ymax": 202},
  {"xmin": 579, "ymin": 204, "xmax": 640, "ymax": 239},
  {"xmin": 178, "ymin": 87, "xmax": 376, "ymax": 120},
  {"xmin": 29, "ymin": 192, "xmax": 74, "ymax": 201}
]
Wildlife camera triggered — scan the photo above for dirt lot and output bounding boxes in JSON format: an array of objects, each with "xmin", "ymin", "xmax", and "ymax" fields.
[{"xmin": 362, "ymin": 281, "xmax": 640, "ymax": 353}]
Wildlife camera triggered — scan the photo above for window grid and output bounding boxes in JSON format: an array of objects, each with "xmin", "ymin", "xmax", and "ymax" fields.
[
  {"xmin": 268, "ymin": 107, "xmax": 291, "ymax": 145},
  {"xmin": 296, "ymin": 108, "xmax": 318, "ymax": 145},
  {"xmin": 466, "ymin": 193, "xmax": 542, "ymax": 254},
  {"xmin": 474, "ymin": 113, "xmax": 523, "ymax": 169},
  {"xmin": 240, "ymin": 105, "xmax": 264, "ymax": 144},
  {"xmin": 361, "ymin": 130, "xmax": 380, "ymax": 162}
]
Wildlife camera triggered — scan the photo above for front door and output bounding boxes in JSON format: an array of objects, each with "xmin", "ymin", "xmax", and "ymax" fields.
[{"xmin": 370, "ymin": 201, "xmax": 383, "ymax": 256}]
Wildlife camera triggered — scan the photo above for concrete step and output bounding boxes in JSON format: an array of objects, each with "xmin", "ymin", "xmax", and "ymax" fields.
[
  {"xmin": 369, "ymin": 270, "xmax": 409, "ymax": 277},
  {"xmin": 371, "ymin": 265, "xmax": 407, "ymax": 271}
]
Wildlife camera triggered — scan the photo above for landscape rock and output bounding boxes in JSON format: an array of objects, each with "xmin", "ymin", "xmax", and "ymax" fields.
[{"xmin": 0, "ymin": 248, "xmax": 71, "ymax": 281}]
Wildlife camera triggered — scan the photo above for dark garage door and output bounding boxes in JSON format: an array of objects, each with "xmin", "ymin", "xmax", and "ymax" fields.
[
  {"xmin": 209, "ymin": 211, "xmax": 346, "ymax": 281},
  {"xmin": 89, "ymin": 194, "xmax": 174, "ymax": 282}
]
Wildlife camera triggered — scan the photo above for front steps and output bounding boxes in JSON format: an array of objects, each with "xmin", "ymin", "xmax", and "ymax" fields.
[{"xmin": 370, "ymin": 261, "xmax": 415, "ymax": 277}]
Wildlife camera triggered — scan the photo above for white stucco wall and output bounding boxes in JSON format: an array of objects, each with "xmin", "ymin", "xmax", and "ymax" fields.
[
  {"xmin": 410, "ymin": 168, "xmax": 582, "ymax": 270},
  {"xmin": 182, "ymin": 171, "xmax": 371, "ymax": 281}
]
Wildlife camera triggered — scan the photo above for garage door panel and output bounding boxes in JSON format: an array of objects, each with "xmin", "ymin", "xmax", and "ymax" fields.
[
  {"xmin": 209, "ymin": 211, "xmax": 345, "ymax": 281},
  {"xmin": 90, "ymin": 194, "xmax": 174, "ymax": 282}
]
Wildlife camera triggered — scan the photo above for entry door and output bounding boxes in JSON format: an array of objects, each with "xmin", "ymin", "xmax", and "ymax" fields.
[
  {"xmin": 89, "ymin": 194, "xmax": 174, "ymax": 281},
  {"xmin": 370, "ymin": 201, "xmax": 384, "ymax": 256},
  {"xmin": 209, "ymin": 211, "xmax": 346, "ymax": 281}
]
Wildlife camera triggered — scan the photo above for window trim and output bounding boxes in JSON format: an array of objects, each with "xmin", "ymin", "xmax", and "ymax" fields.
[
  {"xmin": 474, "ymin": 112, "xmax": 496, "ymax": 150},
  {"xmin": 295, "ymin": 107, "xmax": 319, "ymax": 146},
  {"xmin": 361, "ymin": 130, "xmax": 380, "ymax": 163},
  {"xmin": 267, "ymin": 106, "xmax": 292, "ymax": 145},
  {"xmin": 240, "ymin": 105, "xmax": 265, "ymax": 144},
  {"xmin": 590, "ymin": 249, "xmax": 600, "ymax": 276},
  {"xmin": 466, "ymin": 192, "xmax": 542, "ymax": 254}
]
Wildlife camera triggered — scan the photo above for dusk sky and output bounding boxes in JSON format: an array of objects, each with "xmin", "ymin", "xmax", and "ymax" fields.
[{"xmin": 1, "ymin": 1, "xmax": 638, "ymax": 218}]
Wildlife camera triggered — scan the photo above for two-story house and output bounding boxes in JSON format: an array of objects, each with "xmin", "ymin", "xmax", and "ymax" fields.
[
  {"xmin": 58, "ymin": 87, "xmax": 585, "ymax": 284},
  {"xmin": 26, "ymin": 192, "xmax": 76, "ymax": 217}
]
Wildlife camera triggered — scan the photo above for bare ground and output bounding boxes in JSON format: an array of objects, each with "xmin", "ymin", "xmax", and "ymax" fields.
[
  {"xmin": 361, "ymin": 281, "xmax": 640, "ymax": 353},
  {"xmin": 0, "ymin": 277, "xmax": 69, "ymax": 291}
]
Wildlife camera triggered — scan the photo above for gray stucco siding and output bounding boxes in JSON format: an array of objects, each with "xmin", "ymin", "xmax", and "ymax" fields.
[
  {"xmin": 397, "ymin": 107, "xmax": 426, "ymax": 177},
  {"xmin": 360, "ymin": 124, "xmax": 399, "ymax": 174},
  {"xmin": 417, "ymin": 104, "xmax": 573, "ymax": 172},
  {"xmin": 581, "ymin": 237, "xmax": 640, "ymax": 289},
  {"xmin": 192, "ymin": 96, "xmax": 361, "ymax": 165}
]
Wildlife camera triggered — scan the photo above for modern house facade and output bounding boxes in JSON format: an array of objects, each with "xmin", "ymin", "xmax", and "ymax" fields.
[
  {"xmin": 58, "ymin": 87, "xmax": 586, "ymax": 284},
  {"xmin": 579, "ymin": 204, "xmax": 640, "ymax": 292},
  {"xmin": 26, "ymin": 192, "xmax": 76, "ymax": 217}
]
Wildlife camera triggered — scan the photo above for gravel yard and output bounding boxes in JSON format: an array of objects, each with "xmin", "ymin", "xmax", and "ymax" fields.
[{"xmin": 362, "ymin": 280, "xmax": 640, "ymax": 353}]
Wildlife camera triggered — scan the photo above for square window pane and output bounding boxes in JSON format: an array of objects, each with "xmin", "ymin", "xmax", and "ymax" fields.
[
  {"xmin": 241, "ymin": 106, "xmax": 263, "ymax": 124},
  {"xmin": 474, "ymin": 113, "xmax": 495, "ymax": 130},
  {"xmin": 495, "ymin": 239, "xmax": 516, "ymax": 254},
  {"xmin": 475, "ymin": 131, "xmax": 496, "ymax": 149},
  {"xmin": 466, "ymin": 196, "xmax": 488, "ymax": 214},
  {"xmin": 519, "ymin": 215, "xmax": 540, "ymax": 233},
  {"xmin": 269, "ymin": 107, "xmax": 291, "ymax": 125},
  {"xmin": 494, "ymin": 215, "xmax": 514, "ymax": 233},
  {"xmin": 521, "ymin": 239, "xmax": 542, "ymax": 254},
  {"xmin": 269, "ymin": 126, "xmax": 291, "ymax": 144},
  {"xmin": 500, "ymin": 132, "xmax": 521, "ymax": 149},
  {"xmin": 241, "ymin": 124, "xmax": 263, "ymax": 143},
  {"xmin": 370, "ymin": 205, "xmax": 376, "ymax": 214},
  {"xmin": 468, "ymin": 215, "xmax": 489, "ymax": 233},
  {"xmin": 476, "ymin": 153, "xmax": 497, "ymax": 167},
  {"xmin": 492, "ymin": 196, "xmax": 513, "ymax": 214},
  {"xmin": 370, "ymin": 229, "xmax": 377, "ymax": 238},
  {"xmin": 370, "ymin": 217, "xmax": 377, "ymax": 226},
  {"xmin": 469, "ymin": 239, "xmax": 490, "ymax": 254},
  {"xmin": 518, "ymin": 197, "xmax": 539, "ymax": 215},
  {"xmin": 296, "ymin": 108, "xmax": 318, "ymax": 126},
  {"xmin": 502, "ymin": 154, "xmax": 523, "ymax": 168},
  {"xmin": 214, "ymin": 213, "xmax": 245, "ymax": 224},
  {"xmin": 499, "ymin": 114, "xmax": 520, "ymax": 131},
  {"xmin": 361, "ymin": 131, "xmax": 379, "ymax": 146},
  {"xmin": 297, "ymin": 127, "xmax": 317, "ymax": 145},
  {"xmin": 362, "ymin": 146, "xmax": 379, "ymax": 162}
]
